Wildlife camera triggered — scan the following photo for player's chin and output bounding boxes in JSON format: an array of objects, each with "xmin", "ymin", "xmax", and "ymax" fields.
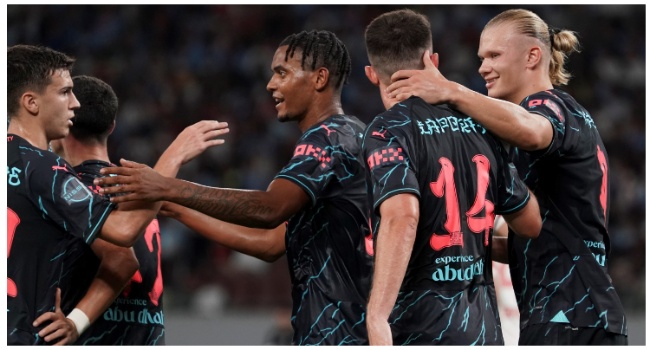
[
  {"xmin": 277, "ymin": 114, "xmax": 292, "ymax": 123},
  {"xmin": 53, "ymin": 128, "xmax": 70, "ymax": 140}
]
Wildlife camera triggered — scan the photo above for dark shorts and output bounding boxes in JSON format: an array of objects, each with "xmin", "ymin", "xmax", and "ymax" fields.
[{"xmin": 519, "ymin": 323, "xmax": 628, "ymax": 345}]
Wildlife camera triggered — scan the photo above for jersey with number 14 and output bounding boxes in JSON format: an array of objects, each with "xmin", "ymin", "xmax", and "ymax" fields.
[{"xmin": 362, "ymin": 97, "xmax": 530, "ymax": 345}]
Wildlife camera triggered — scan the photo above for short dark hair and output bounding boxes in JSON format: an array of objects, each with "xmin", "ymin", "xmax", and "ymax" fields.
[
  {"xmin": 70, "ymin": 75, "xmax": 118, "ymax": 143},
  {"xmin": 279, "ymin": 30, "xmax": 351, "ymax": 89},
  {"xmin": 365, "ymin": 9, "xmax": 432, "ymax": 79},
  {"xmin": 8, "ymin": 44, "xmax": 76, "ymax": 117}
]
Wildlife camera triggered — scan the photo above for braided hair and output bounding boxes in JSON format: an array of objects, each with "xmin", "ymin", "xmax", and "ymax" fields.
[{"xmin": 279, "ymin": 30, "xmax": 351, "ymax": 89}]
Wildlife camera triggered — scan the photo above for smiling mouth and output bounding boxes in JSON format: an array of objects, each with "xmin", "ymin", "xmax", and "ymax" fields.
[{"xmin": 273, "ymin": 98, "xmax": 284, "ymax": 108}]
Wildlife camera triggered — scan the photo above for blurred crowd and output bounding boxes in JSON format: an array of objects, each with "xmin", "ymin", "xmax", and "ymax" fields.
[{"xmin": 8, "ymin": 4, "xmax": 645, "ymax": 316}]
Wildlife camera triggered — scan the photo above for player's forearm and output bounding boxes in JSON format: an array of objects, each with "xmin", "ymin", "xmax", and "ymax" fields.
[
  {"xmin": 503, "ymin": 190, "xmax": 542, "ymax": 239},
  {"xmin": 152, "ymin": 146, "xmax": 184, "ymax": 178},
  {"xmin": 167, "ymin": 180, "xmax": 286, "ymax": 229},
  {"xmin": 75, "ymin": 280, "xmax": 124, "ymax": 326},
  {"xmin": 450, "ymin": 84, "xmax": 548, "ymax": 150},
  {"xmin": 75, "ymin": 255, "xmax": 138, "ymax": 325},
  {"xmin": 174, "ymin": 204, "xmax": 286, "ymax": 262},
  {"xmin": 102, "ymin": 206, "xmax": 161, "ymax": 247},
  {"xmin": 367, "ymin": 214, "xmax": 417, "ymax": 324}
]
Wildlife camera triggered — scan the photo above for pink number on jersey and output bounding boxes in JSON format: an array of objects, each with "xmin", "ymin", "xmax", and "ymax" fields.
[
  {"xmin": 429, "ymin": 155, "xmax": 493, "ymax": 251},
  {"xmin": 596, "ymin": 145, "xmax": 608, "ymax": 224},
  {"xmin": 7, "ymin": 208, "xmax": 19, "ymax": 298}
]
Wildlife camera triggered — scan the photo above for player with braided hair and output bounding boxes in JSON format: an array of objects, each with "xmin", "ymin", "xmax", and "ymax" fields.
[
  {"xmin": 96, "ymin": 30, "xmax": 373, "ymax": 345},
  {"xmin": 386, "ymin": 8, "xmax": 628, "ymax": 346},
  {"xmin": 281, "ymin": 29, "xmax": 351, "ymax": 89}
]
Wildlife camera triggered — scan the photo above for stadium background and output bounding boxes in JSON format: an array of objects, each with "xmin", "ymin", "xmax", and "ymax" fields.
[{"xmin": 7, "ymin": 4, "xmax": 645, "ymax": 345}]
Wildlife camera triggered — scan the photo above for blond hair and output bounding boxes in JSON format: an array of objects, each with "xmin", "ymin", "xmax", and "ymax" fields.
[{"xmin": 486, "ymin": 9, "xmax": 580, "ymax": 86}]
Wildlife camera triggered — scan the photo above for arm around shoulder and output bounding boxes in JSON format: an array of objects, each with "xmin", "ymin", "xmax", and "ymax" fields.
[{"xmin": 451, "ymin": 85, "xmax": 553, "ymax": 151}]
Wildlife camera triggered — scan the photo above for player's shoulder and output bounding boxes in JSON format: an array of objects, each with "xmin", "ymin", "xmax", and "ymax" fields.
[
  {"xmin": 8, "ymin": 135, "xmax": 68, "ymax": 166},
  {"xmin": 522, "ymin": 89, "xmax": 580, "ymax": 119}
]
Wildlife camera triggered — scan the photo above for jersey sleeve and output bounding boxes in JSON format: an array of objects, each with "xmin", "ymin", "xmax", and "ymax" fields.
[
  {"xmin": 275, "ymin": 129, "xmax": 338, "ymax": 206},
  {"xmin": 362, "ymin": 113, "xmax": 419, "ymax": 211},
  {"xmin": 493, "ymin": 141, "xmax": 530, "ymax": 214},
  {"xmin": 521, "ymin": 90, "xmax": 570, "ymax": 157},
  {"xmin": 25, "ymin": 151, "xmax": 115, "ymax": 245}
]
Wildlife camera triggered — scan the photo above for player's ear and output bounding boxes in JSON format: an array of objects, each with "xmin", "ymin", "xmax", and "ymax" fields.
[
  {"xmin": 108, "ymin": 120, "xmax": 117, "ymax": 136},
  {"xmin": 430, "ymin": 52, "xmax": 440, "ymax": 68},
  {"xmin": 314, "ymin": 67, "xmax": 330, "ymax": 91},
  {"xmin": 22, "ymin": 91, "xmax": 39, "ymax": 115},
  {"xmin": 365, "ymin": 66, "xmax": 380, "ymax": 86},
  {"xmin": 527, "ymin": 46, "xmax": 543, "ymax": 69}
]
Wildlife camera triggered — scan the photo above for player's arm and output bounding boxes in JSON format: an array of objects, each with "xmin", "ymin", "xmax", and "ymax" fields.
[
  {"xmin": 33, "ymin": 241, "xmax": 139, "ymax": 344},
  {"xmin": 367, "ymin": 193, "xmax": 419, "ymax": 346},
  {"xmin": 387, "ymin": 51, "xmax": 553, "ymax": 151},
  {"xmin": 502, "ymin": 189, "xmax": 541, "ymax": 239},
  {"xmin": 493, "ymin": 190, "xmax": 542, "ymax": 264},
  {"xmin": 72, "ymin": 240, "xmax": 139, "ymax": 330},
  {"xmin": 97, "ymin": 166, "xmax": 310, "ymax": 230},
  {"xmin": 160, "ymin": 201, "xmax": 286, "ymax": 262},
  {"xmin": 99, "ymin": 120, "xmax": 230, "ymax": 247}
]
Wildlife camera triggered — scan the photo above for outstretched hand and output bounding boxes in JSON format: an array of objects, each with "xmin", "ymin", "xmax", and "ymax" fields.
[
  {"xmin": 167, "ymin": 120, "xmax": 230, "ymax": 165},
  {"xmin": 33, "ymin": 288, "xmax": 78, "ymax": 345},
  {"xmin": 96, "ymin": 158, "xmax": 170, "ymax": 203},
  {"xmin": 386, "ymin": 50, "xmax": 451, "ymax": 105}
]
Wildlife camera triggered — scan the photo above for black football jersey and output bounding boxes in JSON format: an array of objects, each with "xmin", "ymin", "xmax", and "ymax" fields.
[
  {"xmin": 7, "ymin": 135, "xmax": 114, "ymax": 345},
  {"xmin": 508, "ymin": 89, "xmax": 627, "ymax": 335},
  {"xmin": 275, "ymin": 114, "xmax": 373, "ymax": 345},
  {"xmin": 362, "ymin": 97, "xmax": 530, "ymax": 345}
]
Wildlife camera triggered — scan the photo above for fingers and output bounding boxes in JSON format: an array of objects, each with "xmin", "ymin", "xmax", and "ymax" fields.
[
  {"xmin": 98, "ymin": 166, "xmax": 131, "ymax": 177},
  {"xmin": 40, "ymin": 322, "xmax": 68, "ymax": 343},
  {"xmin": 189, "ymin": 120, "xmax": 229, "ymax": 136},
  {"xmin": 390, "ymin": 69, "xmax": 417, "ymax": 83},
  {"xmin": 33, "ymin": 311, "xmax": 54, "ymax": 327},
  {"xmin": 203, "ymin": 128, "xmax": 230, "ymax": 142},
  {"xmin": 94, "ymin": 174, "xmax": 130, "ymax": 187},
  {"xmin": 386, "ymin": 79, "xmax": 406, "ymax": 95},
  {"xmin": 119, "ymin": 158, "xmax": 146, "ymax": 168},
  {"xmin": 54, "ymin": 287, "xmax": 62, "ymax": 311},
  {"xmin": 107, "ymin": 193, "xmax": 139, "ymax": 204}
]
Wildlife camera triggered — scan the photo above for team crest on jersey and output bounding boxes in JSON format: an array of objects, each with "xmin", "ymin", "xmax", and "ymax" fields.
[{"xmin": 62, "ymin": 177, "xmax": 93, "ymax": 204}]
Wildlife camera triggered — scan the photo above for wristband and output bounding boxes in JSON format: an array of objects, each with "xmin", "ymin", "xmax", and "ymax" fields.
[{"xmin": 66, "ymin": 308, "xmax": 90, "ymax": 335}]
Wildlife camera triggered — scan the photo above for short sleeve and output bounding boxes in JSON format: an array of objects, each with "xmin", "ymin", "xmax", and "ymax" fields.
[
  {"xmin": 275, "ymin": 129, "xmax": 337, "ymax": 206},
  {"xmin": 362, "ymin": 113, "xmax": 419, "ymax": 210},
  {"xmin": 521, "ymin": 90, "xmax": 569, "ymax": 157},
  {"xmin": 24, "ymin": 152, "xmax": 115, "ymax": 244}
]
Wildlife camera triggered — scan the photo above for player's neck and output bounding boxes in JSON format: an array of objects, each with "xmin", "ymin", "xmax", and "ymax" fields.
[
  {"xmin": 298, "ymin": 98, "xmax": 343, "ymax": 133},
  {"xmin": 7, "ymin": 118, "xmax": 48, "ymax": 150},
  {"xmin": 60, "ymin": 138, "xmax": 110, "ymax": 167},
  {"xmin": 512, "ymin": 74, "xmax": 555, "ymax": 104}
]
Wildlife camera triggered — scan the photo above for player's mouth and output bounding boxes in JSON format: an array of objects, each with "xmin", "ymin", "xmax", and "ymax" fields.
[
  {"xmin": 68, "ymin": 117, "xmax": 75, "ymax": 126},
  {"xmin": 485, "ymin": 78, "xmax": 497, "ymax": 90},
  {"xmin": 273, "ymin": 96, "xmax": 285, "ymax": 109}
]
